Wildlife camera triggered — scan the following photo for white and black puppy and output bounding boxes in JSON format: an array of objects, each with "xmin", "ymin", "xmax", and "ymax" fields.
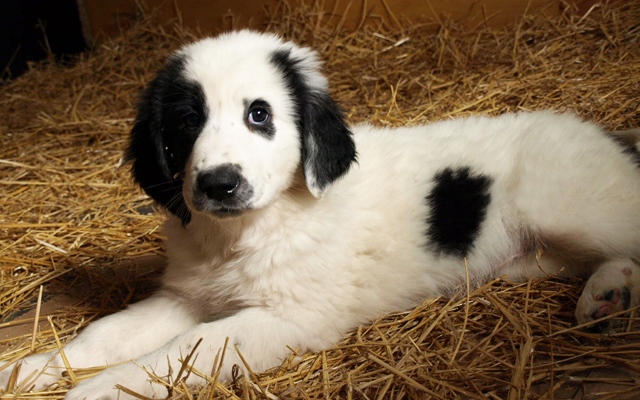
[{"xmin": 2, "ymin": 30, "xmax": 640, "ymax": 399}]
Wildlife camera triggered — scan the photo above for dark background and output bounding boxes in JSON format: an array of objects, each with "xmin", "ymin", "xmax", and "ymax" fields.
[{"xmin": 1, "ymin": 0, "xmax": 85, "ymax": 81}]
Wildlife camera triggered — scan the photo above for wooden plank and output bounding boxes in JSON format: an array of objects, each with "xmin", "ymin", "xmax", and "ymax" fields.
[{"xmin": 83, "ymin": 0, "xmax": 573, "ymax": 41}]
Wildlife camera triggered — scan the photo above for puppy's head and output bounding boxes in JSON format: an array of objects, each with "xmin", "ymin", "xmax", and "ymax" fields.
[{"xmin": 127, "ymin": 31, "xmax": 356, "ymax": 224}]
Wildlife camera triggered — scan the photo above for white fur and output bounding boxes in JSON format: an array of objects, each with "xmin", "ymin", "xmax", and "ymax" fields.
[{"xmin": 2, "ymin": 31, "xmax": 640, "ymax": 399}]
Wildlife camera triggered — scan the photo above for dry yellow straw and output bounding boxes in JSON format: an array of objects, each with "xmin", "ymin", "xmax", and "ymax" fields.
[
  {"xmin": 47, "ymin": 316, "xmax": 77, "ymax": 386},
  {"xmin": 1, "ymin": 1, "xmax": 640, "ymax": 398},
  {"xmin": 30, "ymin": 285, "xmax": 44, "ymax": 352}
]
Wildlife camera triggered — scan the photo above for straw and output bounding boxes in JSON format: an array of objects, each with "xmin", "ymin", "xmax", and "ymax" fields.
[{"xmin": 1, "ymin": 1, "xmax": 639, "ymax": 398}]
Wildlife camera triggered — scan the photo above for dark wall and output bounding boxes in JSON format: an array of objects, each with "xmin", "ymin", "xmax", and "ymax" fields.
[{"xmin": 1, "ymin": 0, "xmax": 86, "ymax": 80}]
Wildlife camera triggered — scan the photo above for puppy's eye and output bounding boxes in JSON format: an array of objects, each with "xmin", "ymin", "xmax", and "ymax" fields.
[
  {"xmin": 248, "ymin": 108, "xmax": 269, "ymax": 125},
  {"xmin": 183, "ymin": 113, "xmax": 199, "ymax": 129}
]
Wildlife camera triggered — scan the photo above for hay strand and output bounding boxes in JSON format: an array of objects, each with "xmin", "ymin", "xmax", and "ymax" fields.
[{"xmin": 29, "ymin": 286, "xmax": 43, "ymax": 352}]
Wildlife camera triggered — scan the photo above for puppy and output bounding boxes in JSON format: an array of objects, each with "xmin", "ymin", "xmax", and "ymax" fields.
[{"xmin": 2, "ymin": 30, "xmax": 640, "ymax": 399}]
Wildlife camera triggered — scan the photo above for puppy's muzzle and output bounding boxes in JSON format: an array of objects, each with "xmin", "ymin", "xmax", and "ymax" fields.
[{"xmin": 193, "ymin": 164, "xmax": 252, "ymax": 216}]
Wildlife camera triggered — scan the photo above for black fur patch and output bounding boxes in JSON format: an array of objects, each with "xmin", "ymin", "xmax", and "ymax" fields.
[
  {"xmin": 426, "ymin": 167, "xmax": 492, "ymax": 257},
  {"xmin": 621, "ymin": 287, "xmax": 631, "ymax": 310},
  {"xmin": 270, "ymin": 50, "xmax": 356, "ymax": 192},
  {"xmin": 126, "ymin": 54, "xmax": 208, "ymax": 225},
  {"xmin": 609, "ymin": 134, "xmax": 640, "ymax": 169},
  {"xmin": 244, "ymin": 99, "xmax": 275, "ymax": 139}
]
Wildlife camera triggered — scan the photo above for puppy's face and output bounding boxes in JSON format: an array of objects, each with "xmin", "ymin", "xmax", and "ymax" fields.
[
  {"xmin": 128, "ymin": 31, "xmax": 356, "ymax": 224},
  {"xmin": 180, "ymin": 36, "xmax": 303, "ymax": 218}
]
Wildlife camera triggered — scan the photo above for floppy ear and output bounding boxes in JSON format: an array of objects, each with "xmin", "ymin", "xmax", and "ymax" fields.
[
  {"xmin": 126, "ymin": 55, "xmax": 191, "ymax": 225},
  {"xmin": 271, "ymin": 48, "xmax": 356, "ymax": 198}
]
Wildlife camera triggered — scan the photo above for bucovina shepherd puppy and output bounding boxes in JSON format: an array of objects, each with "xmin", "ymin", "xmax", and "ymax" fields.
[{"xmin": 2, "ymin": 30, "xmax": 640, "ymax": 399}]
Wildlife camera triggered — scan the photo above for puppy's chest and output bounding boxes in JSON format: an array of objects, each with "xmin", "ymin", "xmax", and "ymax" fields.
[
  {"xmin": 162, "ymin": 235, "xmax": 248, "ymax": 321},
  {"xmin": 163, "ymin": 230, "xmax": 336, "ymax": 320}
]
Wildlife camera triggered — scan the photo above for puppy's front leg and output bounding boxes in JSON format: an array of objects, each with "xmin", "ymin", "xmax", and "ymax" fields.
[
  {"xmin": 65, "ymin": 307, "xmax": 342, "ymax": 400},
  {"xmin": 1, "ymin": 293, "xmax": 197, "ymax": 391}
]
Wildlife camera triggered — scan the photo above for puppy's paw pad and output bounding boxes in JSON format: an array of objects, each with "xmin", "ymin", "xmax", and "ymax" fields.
[
  {"xmin": 578, "ymin": 287, "xmax": 632, "ymax": 332},
  {"xmin": 596, "ymin": 288, "xmax": 620, "ymax": 304},
  {"xmin": 592, "ymin": 287, "xmax": 630, "ymax": 314},
  {"xmin": 591, "ymin": 304, "xmax": 612, "ymax": 320}
]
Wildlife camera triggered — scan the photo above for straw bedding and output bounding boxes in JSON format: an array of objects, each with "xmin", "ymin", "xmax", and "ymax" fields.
[{"xmin": 1, "ymin": 1, "xmax": 640, "ymax": 399}]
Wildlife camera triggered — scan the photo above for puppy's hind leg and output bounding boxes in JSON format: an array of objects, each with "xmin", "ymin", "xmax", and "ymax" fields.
[
  {"xmin": 512, "ymin": 117, "xmax": 640, "ymax": 332},
  {"xmin": 520, "ymin": 172, "xmax": 640, "ymax": 332},
  {"xmin": 498, "ymin": 249, "xmax": 598, "ymax": 282}
]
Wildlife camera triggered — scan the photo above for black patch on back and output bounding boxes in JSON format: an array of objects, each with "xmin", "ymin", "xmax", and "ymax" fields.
[
  {"xmin": 426, "ymin": 167, "xmax": 493, "ymax": 257},
  {"xmin": 126, "ymin": 54, "xmax": 208, "ymax": 225}
]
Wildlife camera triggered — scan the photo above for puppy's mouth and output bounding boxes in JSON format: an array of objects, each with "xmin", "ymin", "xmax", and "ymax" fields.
[
  {"xmin": 212, "ymin": 207, "xmax": 246, "ymax": 218},
  {"xmin": 185, "ymin": 194, "xmax": 251, "ymax": 219}
]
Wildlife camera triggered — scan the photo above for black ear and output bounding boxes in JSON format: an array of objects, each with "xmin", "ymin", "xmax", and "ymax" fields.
[
  {"xmin": 271, "ymin": 49, "xmax": 356, "ymax": 197},
  {"xmin": 126, "ymin": 55, "xmax": 192, "ymax": 225}
]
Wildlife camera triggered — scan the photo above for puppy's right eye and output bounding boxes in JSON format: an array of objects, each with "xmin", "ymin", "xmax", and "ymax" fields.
[{"xmin": 183, "ymin": 113, "xmax": 199, "ymax": 129}]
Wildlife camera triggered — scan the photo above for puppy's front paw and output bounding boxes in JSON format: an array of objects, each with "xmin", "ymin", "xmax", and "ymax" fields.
[
  {"xmin": 0, "ymin": 352, "xmax": 64, "ymax": 392},
  {"xmin": 65, "ymin": 363, "xmax": 165, "ymax": 400},
  {"xmin": 576, "ymin": 258, "xmax": 640, "ymax": 332}
]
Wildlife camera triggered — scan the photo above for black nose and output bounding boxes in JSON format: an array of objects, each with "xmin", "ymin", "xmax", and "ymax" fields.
[{"xmin": 197, "ymin": 165, "xmax": 241, "ymax": 202}]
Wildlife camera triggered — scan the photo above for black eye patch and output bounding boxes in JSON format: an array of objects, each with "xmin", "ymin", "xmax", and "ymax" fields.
[
  {"xmin": 183, "ymin": 112, "xmax": 200, "ymax": 130},
  {"xmin": 160, "ymin": 80, "xmax": 207, "ymax": 175},
  {"xmin": 244, "ymin": 99, "xmax": 275, "ymax": 139}
]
